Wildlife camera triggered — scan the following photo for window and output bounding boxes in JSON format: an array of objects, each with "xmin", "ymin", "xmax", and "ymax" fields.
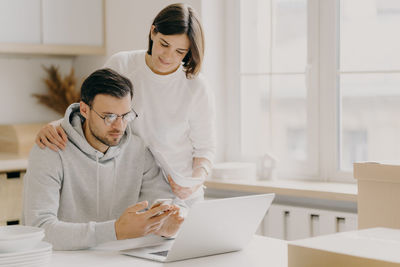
[
  {"xmin": 339, "ymin": 0, "xmax": 400, "ymax": 171},
  {"xmin": 239, "ymin": 0, "xmax": 313, "ymax": 179},
  {"xmin": 227, "ymin": 0, "xmax": 400, "ymax": 181}
]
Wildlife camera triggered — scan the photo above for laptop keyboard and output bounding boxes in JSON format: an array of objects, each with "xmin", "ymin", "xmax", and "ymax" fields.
[{"xmin": 150, "ymin": 250, "xmax": 169, "ymax": 257}]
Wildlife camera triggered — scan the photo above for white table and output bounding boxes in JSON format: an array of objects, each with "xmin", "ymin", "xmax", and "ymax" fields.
[{"xmin": 51, "ymin": 235, "xmax": 287, "ymax": 267}]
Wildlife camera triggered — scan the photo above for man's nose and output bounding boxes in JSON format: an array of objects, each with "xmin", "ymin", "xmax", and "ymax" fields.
[{"xmin": 111, "ymin": 117, "xmax": 124, "ymax": 128}]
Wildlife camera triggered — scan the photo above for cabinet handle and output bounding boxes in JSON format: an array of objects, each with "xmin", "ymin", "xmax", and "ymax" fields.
[{"xmin": 6, "ymin": 172, "xmax": 21, "ymax": 179}]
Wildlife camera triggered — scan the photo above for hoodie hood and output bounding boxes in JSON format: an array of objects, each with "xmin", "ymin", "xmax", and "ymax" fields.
[
  {"xmin": 61, "ymin": 103, "xmax": 132, "ymax": 218},
  {"xmin": 61, "ymin": 103, "xmax": 131, "ymax": 162}
]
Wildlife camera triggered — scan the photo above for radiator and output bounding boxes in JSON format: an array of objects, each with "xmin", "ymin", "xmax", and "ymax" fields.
[{"xmin": 257, "ymin": 204, "xmax": 358, "ymax": 240}]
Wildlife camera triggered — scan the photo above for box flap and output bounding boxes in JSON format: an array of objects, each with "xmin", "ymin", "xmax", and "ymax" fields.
[{"xmin": 354, "ymin": 162, "xmax": 400, "ymax": 183}]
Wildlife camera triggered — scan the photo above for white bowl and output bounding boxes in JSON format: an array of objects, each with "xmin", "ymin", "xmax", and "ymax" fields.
[{"xmin": 0, "ymin": 226, "xmax": 45, "ymax": 253}]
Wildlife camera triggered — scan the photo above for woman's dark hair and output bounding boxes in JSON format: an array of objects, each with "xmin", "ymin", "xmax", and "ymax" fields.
[
  {"xmin": 147, "ymin": 3, "xmax": 204, "ymax": 79},
  {"xmin": 81, "ymin": 68, "xmax": 133, "ymax": 106}
]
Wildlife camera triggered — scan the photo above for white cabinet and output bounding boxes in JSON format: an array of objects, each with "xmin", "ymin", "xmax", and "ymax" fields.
[
  {"xmin": 43, "ymin": 0, "xmax": 103, "ymax": 46},
  {"xmin": 0, "ymin": 171, "xmax": 25, "ymax": 226},
  {"xmin": 0, "ymin": 0, "xmax": 41, "ymax": 43},
  {"xmin": 0, "ymin": 0, "xmax": 105, "ymax": 55}
]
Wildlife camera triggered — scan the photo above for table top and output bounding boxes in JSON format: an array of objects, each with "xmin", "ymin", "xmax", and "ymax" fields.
[{"xmin": 51, "ymin": 235, "xmax": 288, "ymax": 267}]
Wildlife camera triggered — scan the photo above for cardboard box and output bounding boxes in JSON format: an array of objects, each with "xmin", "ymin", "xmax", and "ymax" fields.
[
  {"xmin": 0, "ymin": 123, "xmax": 46, "ymax": 157},
  {"xmin": 288, "ymin": 228, "xmax": 400, "ymax": 267},
  {"xmin": 354, "ymin": 162, "xmax": 400, "ymax": 229}
]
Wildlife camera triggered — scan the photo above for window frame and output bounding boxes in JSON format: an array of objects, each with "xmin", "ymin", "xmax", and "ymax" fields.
[
  {"xmin": 226, "ymin": 0, "xmax": 356, "ymax": 182},
  {"xmin": 318, "ymin": 0, "xmax": 354, "ymax": 182}
]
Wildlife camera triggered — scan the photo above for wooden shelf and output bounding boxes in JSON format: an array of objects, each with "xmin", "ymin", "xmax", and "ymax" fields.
[
  {"xmin": 0, "ymin": 43, "xmax": 105, "ymax": 56},
  {"xmin": 0, "ymin": 154, "xmax": 28, "ymax": 173}
]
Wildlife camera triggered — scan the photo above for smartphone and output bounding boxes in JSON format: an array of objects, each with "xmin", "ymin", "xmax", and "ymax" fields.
[{"xmin": 150, "ymin": 199, "xmax": 173, "ymax": 217}]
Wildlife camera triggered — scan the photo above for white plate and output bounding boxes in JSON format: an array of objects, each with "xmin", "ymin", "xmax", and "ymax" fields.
[
  {"xmin": 0, "ymin": 226, "xmax": 44, "ymax": 241},
  {"xmin": 0, "ymin": 242, "xmax": 52, "ymax": 259},
  {"xmin": 0, "ymin": 251, "xmax": 51, "ymax": 264},
  {"xmin": 0, "ymin": 226, "xmax": 45, "ymax": 253},
  {"xmin": 0, "ymin": 257, "xmax": 51, "ymax": 266},
  {"xmin": 0, "ymin": 258, "xmax": 51, "ymax": 266},
  {"xmin": 0, "ymin": 233, "xmax": 44, "ymax": 253},
  {"xmin": 0, "ymin": 256, "xmax": 51, "ymax": 267}
]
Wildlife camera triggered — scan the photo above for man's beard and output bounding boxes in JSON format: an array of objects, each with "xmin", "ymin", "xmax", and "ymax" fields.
[{"xmin": 89, "ymin": 123, "xmax": 123, "ymax": 147}]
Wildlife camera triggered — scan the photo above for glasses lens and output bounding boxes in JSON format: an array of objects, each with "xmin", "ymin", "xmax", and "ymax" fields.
[
  {"xmin": 123, "ymin": 112, "xmax": 135, "ymax": 122},
  {"xmin": 105, "ymin": 114, "xmax": 117, "ymax": 125}
]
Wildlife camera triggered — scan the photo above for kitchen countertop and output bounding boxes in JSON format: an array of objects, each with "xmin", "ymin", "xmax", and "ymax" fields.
[
  {"xmin": 0, "ymin": 154, "xmax": 357, "ymax": 202},
  {"xmin": 205, "ymin": 178, "xmax": 357, "ymax": 202},
  {"xmin": 0, "ymin": 153, "xmax": 28, "ymax": 172}
]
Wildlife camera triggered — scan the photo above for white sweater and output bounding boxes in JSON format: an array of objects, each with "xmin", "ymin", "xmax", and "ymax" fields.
[{"xmin": 104, "ymin": 50, "xmax": 216, "ymax": 179}]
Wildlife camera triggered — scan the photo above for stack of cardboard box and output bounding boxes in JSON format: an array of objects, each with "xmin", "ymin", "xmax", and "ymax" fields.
[{"xmin": 288, "ymin": 162, "xmax": 400, "ymax": 267}]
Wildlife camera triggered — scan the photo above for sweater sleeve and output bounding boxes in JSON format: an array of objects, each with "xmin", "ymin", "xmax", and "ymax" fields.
[
  {"xmin": 138, "ymin": 148, "xmax": 188, "ymax": 209},
  {"xmin": 23, "ymin": 145, "xmax": 116, "ymax": 251},
  {"xmin": 188, "ymin": 76, "xmax": 217, "ymax": 164},
  {"xmin": 138, "ymin": 148, "xmax": 175, "ymax": 203}
]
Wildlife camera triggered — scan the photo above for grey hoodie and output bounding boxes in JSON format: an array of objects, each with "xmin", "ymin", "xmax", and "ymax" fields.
[{"xmin": 23, "ymin": 103, "xmax": 179, "ymax": 250}]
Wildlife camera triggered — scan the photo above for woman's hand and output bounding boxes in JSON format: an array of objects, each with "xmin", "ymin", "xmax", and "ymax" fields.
[
  {"xmin": 167, "ymin": 176, "xmax": 202, "ymax": 200},
  {"xmin": 35, "ymin": 124, "xmax": 68, "ymax": 151}
]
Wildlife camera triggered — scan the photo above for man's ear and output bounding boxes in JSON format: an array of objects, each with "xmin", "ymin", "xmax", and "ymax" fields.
[{"xmin": 80, "ymin": 101, "xmax": 89, "ymax": 120}]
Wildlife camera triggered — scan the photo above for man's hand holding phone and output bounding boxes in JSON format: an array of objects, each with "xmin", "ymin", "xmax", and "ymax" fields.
[
  {"xmin": 115, "ymin": 201, "xmax": 173, "ymax": 240},
  {"xmin": 150, "ymin": 199, "xmax": 174, "ymax": 217},
  {"xmin": 150, "ymin": 199, "xmax": 184, "ymax": 238}
]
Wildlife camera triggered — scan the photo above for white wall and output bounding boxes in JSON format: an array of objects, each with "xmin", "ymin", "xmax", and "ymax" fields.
[{"xmin": 0, "ymin": 55, "xmax": 72, "ymax": 124}]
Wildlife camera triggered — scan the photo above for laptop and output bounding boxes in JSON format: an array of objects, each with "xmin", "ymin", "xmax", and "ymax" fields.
[{"xmin": 122, "ymin": 193, "xmax": 275, "ymax": 262}]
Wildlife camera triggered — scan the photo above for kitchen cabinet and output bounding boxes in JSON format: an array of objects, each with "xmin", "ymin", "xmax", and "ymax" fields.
[
  {"xmin": 0, "ymin": 123, "xmax": 44, "ymax": 226},
  {"xmin": 42, "ymin": 0, "xmax": 103, "ymax": 46},
  {"xmin": 0, "ymin": 0, "xmax": 41, "ymax": 44},
  {"xmin": 0, "ymin": 0, "xmax": 105, "ymax": 55},
  {"xmin": 0, "ymin": 170, "xmax": 25, "ymax": 226}
]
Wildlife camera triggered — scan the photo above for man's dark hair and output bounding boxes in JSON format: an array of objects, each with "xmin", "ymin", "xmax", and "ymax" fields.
[{"xmin": 81, "ymin": 68, "xmax": 133, "ymax": 106}]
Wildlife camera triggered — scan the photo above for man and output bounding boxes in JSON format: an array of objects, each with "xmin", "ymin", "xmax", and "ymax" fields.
[{"xmin": 23, "ymin": 68, "xmax": 184, "ymax": 250}]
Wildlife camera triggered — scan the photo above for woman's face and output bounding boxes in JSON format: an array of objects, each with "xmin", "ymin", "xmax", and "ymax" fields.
[{"xmin": 148, "ymin": 26, "xmax": 190, "ymax": 75}]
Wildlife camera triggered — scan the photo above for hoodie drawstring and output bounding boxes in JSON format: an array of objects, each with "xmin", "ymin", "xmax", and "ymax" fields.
[
  {"xmin": 96, "ymin": 152, "xmax": 118, "ymax": 219},
  {"xmin": 109, "ymin": 158, "xmax": 117, "ymax": 218},
  {"xmin": 96, "ymin": 153, "xmax": 100, "ymax": 219}
]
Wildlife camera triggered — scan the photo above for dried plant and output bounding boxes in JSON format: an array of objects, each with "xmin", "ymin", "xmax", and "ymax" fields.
[{"xmin": 33, "ymin": 65, "xmax": 80, "ymax": 115}]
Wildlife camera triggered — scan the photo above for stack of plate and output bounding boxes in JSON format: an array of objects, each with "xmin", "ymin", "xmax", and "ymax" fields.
[{"xmin": 0, "ymin": 226, "xmax": 52, "ymax": 266}]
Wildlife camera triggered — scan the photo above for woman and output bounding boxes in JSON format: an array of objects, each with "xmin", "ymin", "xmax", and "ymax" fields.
[{"xmin": 35, "ymin": 3, "xmax": 216, "ymax": 201}]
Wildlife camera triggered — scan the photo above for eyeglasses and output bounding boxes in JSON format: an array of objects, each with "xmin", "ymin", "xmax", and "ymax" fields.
[{"xmin": 90, "ymin": 107, "xmax": 138, "ymax": 126}]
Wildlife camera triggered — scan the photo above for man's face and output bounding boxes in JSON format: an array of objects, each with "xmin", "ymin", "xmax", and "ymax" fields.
[{"xmin": 84, "ymin": 94, "xmax": 132, "ymax": 148}]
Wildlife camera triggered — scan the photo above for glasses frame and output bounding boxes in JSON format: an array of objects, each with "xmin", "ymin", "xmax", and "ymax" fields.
[{"xmin": 90, "ymin": 106, "xmax": 138, "ymax": 126}]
